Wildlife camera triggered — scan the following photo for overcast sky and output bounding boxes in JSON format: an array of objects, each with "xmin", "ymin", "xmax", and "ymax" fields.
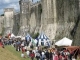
[{"xmin": 0, "ymin": 0, "xmax": 40, "ymax": 15}]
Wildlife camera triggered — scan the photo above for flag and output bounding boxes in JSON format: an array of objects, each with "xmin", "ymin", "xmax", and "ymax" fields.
[{"xmin": 31, "ymin": 39, "xmax": 36, "ymax": 46}]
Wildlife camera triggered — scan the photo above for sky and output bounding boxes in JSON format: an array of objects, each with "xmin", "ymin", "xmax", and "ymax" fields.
[{"xmin": 0, "ymin": 0, "xmax": 40, "ymax": 15}]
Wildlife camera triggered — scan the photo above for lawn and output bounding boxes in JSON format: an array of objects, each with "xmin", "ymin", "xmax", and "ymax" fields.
[
  {"xmin": 5, "ymin": 45, "xmax": 30, "ymax": 60},
  {"xmin": 0, "ymin": 46, "xmax": 20, "ymax": 60}
]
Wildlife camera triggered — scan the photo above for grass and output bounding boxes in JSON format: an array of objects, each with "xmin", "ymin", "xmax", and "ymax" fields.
[
  {"xmin": 0, "ymin": 47, "xmax": 20, "ymax": 60},
  {"xmin": 5, "ymin": 45, "xmax": 30, "ymax": 60}
]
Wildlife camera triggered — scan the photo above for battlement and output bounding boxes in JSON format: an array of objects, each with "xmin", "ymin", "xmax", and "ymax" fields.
[
  {"xmin": 31, "ymin": 1, "xmax": 41, "ymax": 8},
  {"xmin": 4, "ymin": 8, "xmax": 14, "ymax": 12}
]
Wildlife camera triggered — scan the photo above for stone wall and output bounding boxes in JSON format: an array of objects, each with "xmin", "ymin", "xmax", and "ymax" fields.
[
  {"xmin": 19, "ymin": 0, "xmax": 42, "ymax": 36},
  {"xmin": 41, "ymin": 0, "xmax": 79, "ymax": 42},
  {"xmin": 0, "ymin": 16, "xmax": 4, "ymax": 34},
  {"xmin": 4, "ymin": 8, "xmax": 14, "ymax": 35},
  {"xmin": 73, "ymin": 0, "xmax": 80, "ymax": 45},
  {"xmin": 41, "ymin": 0, "xmax": 57, "ymax": 40},
  {"xmin": 74, "ymin": 16, "xmax": 80, "ymax": 45},
  {"xmin": 55, "ymin": 0, "xmax": 79, "ymax": 40},
  {"xmin": 30, "ymin": 2, "xmax": 41, "ymax": 34},
  {"xmin": 19, "ymin": 0, "xmax": 80, "ymax": 45},
  {"xmin": 13, "ymin": 13, "xmax": 20, "ymax": 35}
]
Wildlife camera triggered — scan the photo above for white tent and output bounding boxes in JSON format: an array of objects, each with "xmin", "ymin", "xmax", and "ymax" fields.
[
  {"xmin": 16, "ymin": 36, "xmax": 22, "ymax": 38},
  {"xmin": 10, "ymin": 33, "xmax": 15, "ymax": 38},
  {"xmin": 21, "ymin": 37, "xmax": 25, "ymax": 40},
  {"xmin": 55, "ymin": 37, "xmax": 72, "ymax": 46}
]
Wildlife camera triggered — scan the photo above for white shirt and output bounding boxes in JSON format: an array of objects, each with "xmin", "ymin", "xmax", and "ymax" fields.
[{"xmin": 26, "ymin": 51, "xmax": 30, "ymax": 55}]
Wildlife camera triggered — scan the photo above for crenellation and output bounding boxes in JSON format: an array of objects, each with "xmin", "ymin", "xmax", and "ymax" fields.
[{"xmin": 4, "ymin": 8, "xmax": 14, "ymax": 12}]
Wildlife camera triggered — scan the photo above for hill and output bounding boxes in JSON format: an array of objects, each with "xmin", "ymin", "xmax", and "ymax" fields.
[{"xmin": 0, "ymin": 47, "xmax": 20, "ymax": 60}]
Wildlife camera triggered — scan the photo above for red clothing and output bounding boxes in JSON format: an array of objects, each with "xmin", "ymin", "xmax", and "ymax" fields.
[
  {"xmin": 21, "ymin": 47, "xmax": 25, "ymax": 53},
  {"xmin": 63, "ymin": 55, "xmax": 67, "ymax": 60},
  {"xmin": 53, "ymin": 55, "xmax": 58, "ymax": 60},
  {"xmin": 59, "ymin": 55, "xmax": 63, "ymax": 60},
  {"xmin": 0, "ymin": 42, "xmax": 3, "ymax": 47},
  {"xmin": 30, "ymin": 53, "xmax": 35, "ymax": 58}
]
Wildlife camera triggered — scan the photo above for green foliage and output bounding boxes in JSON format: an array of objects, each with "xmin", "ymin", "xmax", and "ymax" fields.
[
  {"xmin": 0, "ymin": 14, "xmax": 4, "ymax": 16},
  {"xmin": 0, "ymin": 33, "xmax": 2, "ymax": 36},
  {"xmin": 0, "ymin": 46, "xmax": 20, "ymax": 60},
  {"xmin": 31, "ymin": 32, "xmax": 39, "ymax": 39},
  {"xmin": 6, "ymin": 45, "xmax": 30, "ymax": 60}
]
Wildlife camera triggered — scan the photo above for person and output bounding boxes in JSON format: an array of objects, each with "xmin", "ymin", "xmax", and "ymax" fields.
[
  {"xmin": 45, "ymin": 50, "xmax": 49, "ymax": 60},
  {"xmin": 0, "ymin": 39, "xmax": 4, "ymax": 48},
  {"xmin": 21, "ymin": 52, "xmax": 25, "ymax": 58},
  {"xmin": 36, "ymin": 51, "xmax": 40, "ymax": 60},
  {"xmin": 30, "ymin": 51, "xmax": 35, "ymax": 60},
  {"xmin": 45, "ymin": 49, "xmax": 53, "ymax": 60},
  {"xmin": 21, "ymin": 44, "xmax": 26, "ymax": 58},
  {"xmin": 41, "ymin": 51, "xmax": 46, "ymax": 60},
  {"xmin": 53, "ymin": 52, "xmax": 59, "ymax": 60},
  {"xmin": 26, "ymin": 50, "xmax": 30, "ymax": 57},
  {"xmin": 58, "ymin": 52, "xmax": 63, "ymax": 60},
  {"xmin": 30, "ymin": 44, "xmax": 34, "ymax": 49}
]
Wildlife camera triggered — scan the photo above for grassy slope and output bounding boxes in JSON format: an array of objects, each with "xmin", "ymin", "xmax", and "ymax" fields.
[
  {"xmin": 5, "ymin": 45, "xmax": 30, "ymax": 60},
  {"xmin": 0, "ymin": 47, "xmax": 20, "ymax": 60}
]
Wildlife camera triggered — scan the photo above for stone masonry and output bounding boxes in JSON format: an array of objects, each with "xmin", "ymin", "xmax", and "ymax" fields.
[
  {"xmin": 4, "ymin": 8, "xmax": 14, "ymax": 35},
  {"xmin": 0, "ymin": 16, "xmax": 4, "ymax": 34},
  {"xmin": 18, "ymin": 0, "xmax": 80, "ymax": 45},
  {"xmin": 0, "ymin": 0, "xmax": 80, "ymax": 45}
]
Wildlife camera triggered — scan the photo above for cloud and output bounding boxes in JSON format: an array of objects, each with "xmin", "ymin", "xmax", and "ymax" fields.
[
  {"xmin": 6, "ymin": 3, "xmax": 19, "ymax": 11},
  {"xmin": 0, "ymin": 0, "xmax": 40, "ymax": 14},
  {"xmin": 33, "ymin": 0, "xmax": 40, "ymax": 2},
  {"xmin": 4, "ymin": 0, "xmax": 11, "ymax": 3},
  {"xmin": 0, "ymin": 0, "xmax": 19, "ymax": 14},
  {"xmin": 0, "ymin": 0, "xmax": 19, "ymax": 4}
]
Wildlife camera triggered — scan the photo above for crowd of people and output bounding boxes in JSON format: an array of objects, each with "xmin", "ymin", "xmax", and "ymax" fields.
[{"xmin": 0, "ymin": 37, "xmax": 79, "ymax": 60}]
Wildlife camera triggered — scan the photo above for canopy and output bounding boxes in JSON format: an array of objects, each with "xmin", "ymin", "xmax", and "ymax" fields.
[
  {"xmin": 10, "ymin": 33, "xmax": 15, "ymax": 38},
  {"xmin": 21, "ymin": 37, "xmax": 25, "ymax": 40},
  {"xmin": 63, "ymin": 46, "xmax": 80, "ymax": 53},
  {"xmin": 37, "ymin": 33, "xmax": 49, "ymax": 40},
  {"xmin": 25, "ymin": 33, "xmax": 32, "ymax": 41},
  {"xmin": 63, "ymin": 46, "xmax": 80, "ymax": 57},
  {"xmin": 55, "ymin": 37, "xmax": 72, "ymax": 46},
  {"xmin": 16, "ymin": 36, "xmax": 21, "ymax": 38},
  {"xmin": 37, "ymin": 33, "xmax": 50, "ymax": 46}
]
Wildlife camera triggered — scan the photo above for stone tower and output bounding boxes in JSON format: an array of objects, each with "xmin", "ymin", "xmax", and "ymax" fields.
[
  {"xmin": 41, "ymin": 0, "xmax": 57, "ymax": 40},
  {"xmin": 19, "ymin": 0, "xmax": 31, "ymax": 36},
  {"xmin": 0, "ymin": 16, "xmax": 4, "ymax": 34},
  {"xmin": 41, "ymin": 0, "xmax": 79, "ymax": 41},
  {"xmin": 4, "ymin": 8, "xmax": 14, "ymax": 35}
]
